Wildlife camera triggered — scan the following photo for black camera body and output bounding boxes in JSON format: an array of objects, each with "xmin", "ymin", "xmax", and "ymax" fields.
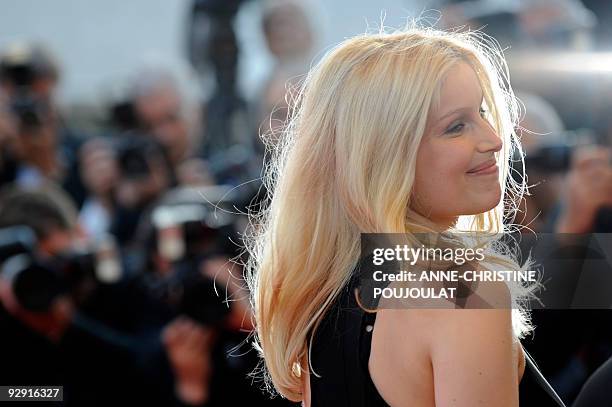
[
  {"xmin": 140, "ymin": 185, "xmax": 240, "ymax": 325},
  {"xmin": 9, "ymin": 92, "xmax": 52, "ymax": 131},
  {"xmin": 525, "ymin": 143, "xmax": 573, "ymax": 173},
  {"xmin": 0, "ymin": 226, "xmax": 120, "ymax": 312},
  {"xmin": 1, "ymin": 44, "xmax": 58, "ymax": 132}
]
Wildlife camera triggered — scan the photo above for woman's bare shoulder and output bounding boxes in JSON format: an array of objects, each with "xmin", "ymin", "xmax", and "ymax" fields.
[
  {"xmin": 377, "ymin": 276, "xmax": 513, "ymax": 333},
  {"xmin": 373, "ymin": 301, "xmax": 517, "ymax": 378},
  {"xmin": 385, "ymin": 307, "xmax": 519, "ymax": 405}
]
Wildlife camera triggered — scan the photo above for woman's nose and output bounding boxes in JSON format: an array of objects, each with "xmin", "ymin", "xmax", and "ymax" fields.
[{"xmin": 476, "ymin": 123, "xmax": 503, "ymax": 154}]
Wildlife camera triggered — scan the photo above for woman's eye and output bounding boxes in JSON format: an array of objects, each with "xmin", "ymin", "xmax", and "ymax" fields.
[{"xmin": 446, "ymin": 123, "xmax": 465, "ymax": 135}]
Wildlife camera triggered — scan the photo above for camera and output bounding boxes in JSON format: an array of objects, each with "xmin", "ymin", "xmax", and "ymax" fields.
[
  {"xmin": 524, "ymin": 143, "xmax": 573, "ymax": 173},
  {"xmin": 0, "ymin": 226, "xmax": 121, "ymax": 312},
  {"xmin": 1, "ymin": 44, "xmax": 58, "ymax": 132},
  {"xmin": 9, "ymin": 93, "xmax": 52, "ymax": 131},
  {"xmin": 141, "ymin": 185, "xmax": 240, "ymax": 325},
  {"xmin": 115, "ymin": 134, "xmax": 164, "ymax": 180}
]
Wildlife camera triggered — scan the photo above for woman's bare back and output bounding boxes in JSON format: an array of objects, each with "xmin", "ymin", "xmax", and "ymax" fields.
[{"xmin": 302, "ymin": 308, "xmax": 525, "ymax": 407}]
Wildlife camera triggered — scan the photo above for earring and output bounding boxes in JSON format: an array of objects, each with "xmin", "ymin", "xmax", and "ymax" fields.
[{"xmin": 292, "ymin": 361, "xmax": 302, "ymax": 378}]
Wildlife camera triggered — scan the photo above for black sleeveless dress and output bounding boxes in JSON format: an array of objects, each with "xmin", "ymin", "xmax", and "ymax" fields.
[
  {"xmin": 309, "ymin": 270, "xmax": 388, "ymax": 406},
  {"xmin": 308, "ymin": 269, "xmax": 565, "ymax": 407}
]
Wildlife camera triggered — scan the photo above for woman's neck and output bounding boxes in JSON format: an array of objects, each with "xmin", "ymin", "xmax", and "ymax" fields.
[{"xmin": 406, "ymin": 211, "xmax": 457, "ymax": 234}]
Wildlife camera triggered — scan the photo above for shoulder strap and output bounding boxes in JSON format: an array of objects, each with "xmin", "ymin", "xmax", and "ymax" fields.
[{"xmin": 523, "ymin": 348, "xmax": 567, "ymax": 407}]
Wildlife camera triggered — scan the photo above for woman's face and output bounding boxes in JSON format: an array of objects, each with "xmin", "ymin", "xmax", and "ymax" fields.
[{"xmin": 412, "ymin": 62, "xmax": 503, "ymax": 228}]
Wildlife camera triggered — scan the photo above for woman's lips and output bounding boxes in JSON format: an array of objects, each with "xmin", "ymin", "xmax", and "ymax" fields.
[{"xmin": 467, "ymin": 160, "xmax": 498, "ymax": 175}]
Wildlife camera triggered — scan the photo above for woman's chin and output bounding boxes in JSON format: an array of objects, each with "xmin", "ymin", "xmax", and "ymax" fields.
[
  {"xmin": 481, "ymin": 190, "xmax": 503, "ymax": 212},
  {"xmin": 467, "ymin": 190, "xmax": 502, "ymax": 214}
]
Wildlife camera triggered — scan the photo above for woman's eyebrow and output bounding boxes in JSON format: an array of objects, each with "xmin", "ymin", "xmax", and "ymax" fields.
[
  {"xmin": 436, "ymin": 106, "xmax": 470, "ymax": 122},
  {"xmin": 435, "ymin": 90, "xmax": 485, "ymax": 123}
]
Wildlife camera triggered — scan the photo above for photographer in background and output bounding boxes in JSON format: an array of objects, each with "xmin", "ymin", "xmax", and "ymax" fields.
[
  {"xmin": 132, "ymin": 185, "xmax": 274, "ymax": 406},
  {"xmin": 553, "ymin": 145, "xmax": 612, "ymax": 233},
  {"xmin": 0, "ymin": 184, "xmax": 80, "ymax": 390},
  {"xmin": 0, "ymin": 43, "xmax": 86, "ymax": 206},
  {"xmin": 108, "ymin": 68, "xmax": 214, "ymax": 188},
  {"xmin": 131, "ymin": 70, "xmax": 193, "ymax": 170},
  {"xmin": 188, "ymin": 0, "xmax": 263, "ymax": 196},
  {"xmin": 0, "ymin": 90, "xmax": 17, "ymax": 184},
  {"xmin": 0, "ymin": 184, "xmax": 222, "ymax": 406},
  {"xmin": 77, "ymin": 136, "xmax": 119, "ymax": 240},
  {"xmin": 0, "ymin": 44, "xmax": 63, "ymax": 187},
  {"xmin": 110, "ymin": 134, "xmax": 175, "ymax": 246}
]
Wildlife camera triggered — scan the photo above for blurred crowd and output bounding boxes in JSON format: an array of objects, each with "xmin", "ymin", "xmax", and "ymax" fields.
[
  {"xmin": 0, "ymin": 0, "xmax": 314, "ymax": 405},
  {"xmin": 2, "ymin": 0, "xmax": 612, "ymax": 405}
]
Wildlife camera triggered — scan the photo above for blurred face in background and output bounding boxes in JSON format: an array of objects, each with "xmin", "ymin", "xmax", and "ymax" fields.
[
  {"xmin": 0, "ymin": 91, "xmax": 17, "ymax": 147},
  {"xmin": 12, "ymin": 98, "xmax": 62, "ymax": 178},
  {"xmin": 412, "ymin": 62, "xmax": 503, "ymax": 228},
  {"xmin": 134, "ymin": 86, "xmax": 190, "ymax": 164},
  {"xmin": 79, "ymin": 138, "xmax": 118, "ymax": 199},
  {"xmin": 263, "ymin": 2, "xmax": 313, "ymax": 62}
]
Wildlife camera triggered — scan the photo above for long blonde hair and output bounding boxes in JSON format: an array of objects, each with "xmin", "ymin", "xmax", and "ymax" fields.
[{"xmin": 245, "ymin": 26, "xmax": 530, "ymax": 401}]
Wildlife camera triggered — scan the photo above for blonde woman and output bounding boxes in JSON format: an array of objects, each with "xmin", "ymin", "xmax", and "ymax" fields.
[{"xmin": 246, "ymin": 27, "xmax": 564, "ymax": 406}]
